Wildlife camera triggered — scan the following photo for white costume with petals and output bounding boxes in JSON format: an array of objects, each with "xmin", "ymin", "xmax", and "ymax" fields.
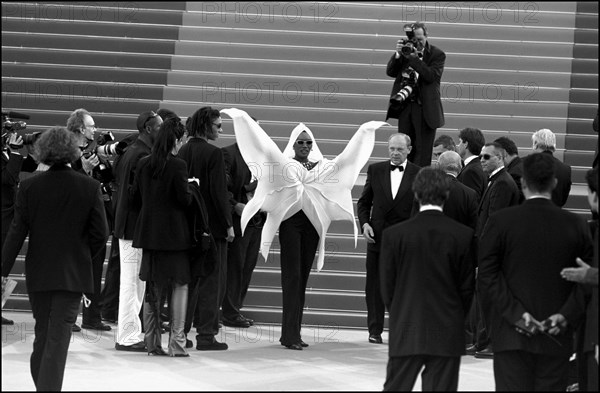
[{"xmin": 220, "ymin": 108, "xmax": 388, "ymax": 271}]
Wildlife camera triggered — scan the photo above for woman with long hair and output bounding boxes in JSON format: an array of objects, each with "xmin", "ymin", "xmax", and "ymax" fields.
[{"xmin": 132, "ymin": 117, "xmax": 193, "ymax": 357}]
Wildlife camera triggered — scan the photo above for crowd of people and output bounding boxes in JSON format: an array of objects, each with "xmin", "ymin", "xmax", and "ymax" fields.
[{"xmin": 0, "ymin": 19, "xmax": 598, "ymax": 393}]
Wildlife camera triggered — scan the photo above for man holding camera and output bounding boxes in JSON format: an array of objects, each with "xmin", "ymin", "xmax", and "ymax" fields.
[
  {"xmin": 386, "ymin": 21, "xmax": 445, "ymax": 168},
  {"xmin": 65, "ymin": 108, "xmax": 115, "ymax": 332},
  {"xmin": 2, "ymin": 113, "xmax": 38, "ymax": 325}
]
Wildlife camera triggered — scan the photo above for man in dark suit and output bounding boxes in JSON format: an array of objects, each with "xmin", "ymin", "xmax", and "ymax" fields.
[
  {"xmin": 178, "ymin": 106, "xmax": 234, "ymax": 351},
  {"xmin": 113, "ymin": 110, "xmax": 162, "ymax": 351},
  {"xmin": 561, "ymin": 167, "xmax": 598, "ymax": 391},
  {"xmin": 220, "ymin": 141, "xmax": 265, "ymax": 328},
  {"xmin": 456, "ymin": 127, "xmax": 486, "ymax": 202},
  {"xmin": 357, "ymin": 133, "xmax": 420, "ymax": 344},
  {"xmin": 532, "ymin": 128, "xmax": 572, "ymax": 207},
  {"xmin": 437, "ymin": 150, "xmax": 478, "ymax": 230},
  {"xmin": 495, "ymin": 136, "xmax": 524, "ymax": 203},
  {"xmin": 476, "ymin": 142, "xmax": 520, "ymax": 240},
  {"xmin": 2, "ymin": 127, "xmax": 108, "ymax": 391},
  {"xmin": 380, "ymin": 167, "xmax": 475, "ymax": 391},
  {"xmin": 471, "ymin": 142, "xmax": 520, "ymax": 358},
  {"xmin": 385, "ymin": 21, "xmax": 445, "ymax": 167},
  {"xmin": 478, "ymin": 153, "xmax": 593, "ymax": 391}
]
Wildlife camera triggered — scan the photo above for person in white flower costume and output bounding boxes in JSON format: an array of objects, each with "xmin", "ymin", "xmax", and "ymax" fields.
[{"xmin": 220, "ymin": 108, "xmax": 387, "ymax": 350}]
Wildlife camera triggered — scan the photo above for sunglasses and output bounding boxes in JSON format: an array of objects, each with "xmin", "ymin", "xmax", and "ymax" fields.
[
  {"xmin": 143, "ymin": 111, "xmax": 159, "ymax": 128},
  {"xmin": 212, "ymin": 123, "xmax": 222, "ymax": 128},
  {"xmin": 296, "ymin": 140, "xmax": 313, "ymax": 146},
  {"xmin": 479, "ymin": 154, "xmax": 496, "ymax": 160}
]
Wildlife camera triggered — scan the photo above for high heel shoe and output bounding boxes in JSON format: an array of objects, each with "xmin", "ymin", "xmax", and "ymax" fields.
[{"xmin": 148, "ymin": 348, "xmax": 168, "ymax": 356}]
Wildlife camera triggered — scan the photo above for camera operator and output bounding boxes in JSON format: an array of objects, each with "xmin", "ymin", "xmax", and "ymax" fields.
[
  {"xmin": 386, "ymin": 21, "xmax": 446, "ymax": 168},
  {"xmin": 1, "ymin": 112, "xmax": 38, "ymax": 325},
  {"xmin": 65, "ymin": 108, "xmax": 114, "ymax": 332}
]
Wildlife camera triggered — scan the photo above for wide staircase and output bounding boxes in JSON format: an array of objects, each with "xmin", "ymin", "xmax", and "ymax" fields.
[{"xmin": 2, "ymin": 2, "xmax": 598, "ymax": 329}]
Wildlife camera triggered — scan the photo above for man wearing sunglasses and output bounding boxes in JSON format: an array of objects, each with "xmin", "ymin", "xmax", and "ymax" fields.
[
  {"xmin": 471, "ymin": 142, "xmax": 520, "ymax": 359},
  {"xmin": 113, "ymin": 110, "xmax": 162, "ymax": 352}
]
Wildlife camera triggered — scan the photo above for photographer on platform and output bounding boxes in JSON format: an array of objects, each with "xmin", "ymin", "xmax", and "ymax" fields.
[{"xmin": 386, "ymin": 21, "xmax": 446, "ymax": 168}]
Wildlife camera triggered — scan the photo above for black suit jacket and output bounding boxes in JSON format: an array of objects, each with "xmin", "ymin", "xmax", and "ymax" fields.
[
  {"xmin": 2, "ymin": 165, "xmax": 108, "ymax": 293},
  {"xmin": 131, "ymin": 155, "xmax": 193, "ymax": 250},
  {"xmin": 385, "ymin": 42, "xmax": 445, "ymax": 129},
  {"xmin": 457, "ymin": 156, "xmax": 486, "ymax": 202},
  {"xmin": 444, "ymin": 175, "xmax": 478, "ymax": 230},
  {"xmin": 541, "ymin": 151, "xmax": 572, "ymax": 207},
  {"xmin": 478, "ymin": 199, "xmax": 593, "ymax": 356},
  {"xmin": 222, "ymin": 143, "xmax": 252, "ymax": 237},
  {"xmin": 113, "ymin": 136, "xmax": 151, "ymax": 240},
  {"xmin": 476, "ymin": 168, "xmax": 520, "ymax": 239},
  {"xmin": 178, "ymin": 138, "xmax": 232, "ymax": 239},
  {"xmin": 506, "ymin": 156, "xmax": 524, "ymax": 203},
  {"xmin": 380, "ymin": 210, "xmax": 475, "ymax": 357},
  {"xmin": 1, "ymin": 152, "xmax": 37, "ymax": 240},
  {"xmin": 357, "ymin": 160, "xmax": 420, "ymax": 251}
]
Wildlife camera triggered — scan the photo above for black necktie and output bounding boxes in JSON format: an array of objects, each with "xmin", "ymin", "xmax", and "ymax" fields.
[{"xmin": 390, "ymin": 165, "xmax": 404, "ymax": 172}]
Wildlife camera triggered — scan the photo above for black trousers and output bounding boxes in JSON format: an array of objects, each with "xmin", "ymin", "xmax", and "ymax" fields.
[
  {"xmin": 473, "ymin": 280, "xmax": 492, "ymax": 349},
  {"xmin": 82, "ymin": 244, "xmax": 106, "ymax": 325},
  {"xmin": 383, "ymin": 355, "xmax": 461, "ymax": 391},
  {"xmin": 186, "ymin": 238, "xmax": 227, "ymax": 344},
  {"xmin": 100, "ymin": 238, "xmax": 120, "ymax": 320},
  {"xmin": 494, "ymin": 350, "xmax": 570, "ymax": 391},
  {"xmin": 278, "ymin": 211, "xmax": 319, "ymax": 346},
  {"xmin": 397, "ymin": 101, "xmax": 436, "ymax": 168},
  {"xmin": 586, "ymin": 351, "xmax": 598, "ymax": 391},
  {"xmin": 29, "ymin": 290, "xmax": 81, "ymax": 392},
  {"xmin": 222, "ymin": 223, "xmax": 261, "ymax": 319},
  {"xmin": 365, "ymin": 247, "xmax": 385, "ymax": 336}
]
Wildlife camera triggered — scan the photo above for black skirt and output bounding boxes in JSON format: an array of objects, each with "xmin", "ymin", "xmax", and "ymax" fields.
[{"xmin": 139, "ymin": 249, "xmax": 191, "ymax": 286}]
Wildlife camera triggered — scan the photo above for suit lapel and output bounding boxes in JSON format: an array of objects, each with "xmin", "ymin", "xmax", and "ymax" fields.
[{"xmin": 479, "ymin": 169, "xmax": 504, "ymax": 208}]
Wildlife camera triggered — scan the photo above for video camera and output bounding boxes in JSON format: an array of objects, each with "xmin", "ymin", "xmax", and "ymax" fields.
[
  {"xmin": 1, "ymin": 110, "xmax": 42, "ymax": 149},
  {"xmin": 399, "ymin": 23, "xmax": 425, "ymax": 58}
]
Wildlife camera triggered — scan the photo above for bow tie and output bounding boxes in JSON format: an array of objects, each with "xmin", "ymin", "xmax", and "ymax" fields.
[{"xmin": 390, "ymin": 165, "xmax": 404, "ymax": 172}]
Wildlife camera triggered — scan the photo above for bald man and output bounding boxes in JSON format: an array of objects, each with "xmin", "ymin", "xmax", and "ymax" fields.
[
  {"xmin": 438, "ymin": 151, "xmax": 478, "ymax": 230},
  {"xmin": 357, "ymin": 133, "xmax": 421, "ymax": 344}
]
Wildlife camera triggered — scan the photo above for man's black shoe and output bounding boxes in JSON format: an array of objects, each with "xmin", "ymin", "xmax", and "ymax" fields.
[
  {"xmin": 299, "ymin": 340, "xmax": 309, "ymax": 348},
  {"xmin": 2, "ymin": 317, "xmax": 14, "ymax": 325},
  {"xmin": 115, "ymin": 341, "xmax": 146, "ymax": 352},
  {"xmin": 241, "ymin": 315, "xmax": 254, "ymax": 326},
  {"xmin": 465, "ymin": 344, "xmax": 481, "ymax": 356},
  {"xmin": 474, "ymin": 347, "xmax": 494, "ymax": 359},
  {"xmin": 72, "ymin": 324, "xmax": 82, "ymax": 332},
  {"xmin": 101, "ymin": 315, "xmax": 117, "ymax": 324},
  {"xmin": 196, "ymin": 340, "xmax": 228, "ymax": 351},
  {"xmin": 222, "ymin": 315, "xmax": 251, "ymax": 328},
  {"xmin": 82, "ymin": 322, "xmax": 112, "ymax": 331},
  {"xmin": 368, "ymin": 334, "xmax": 383, "ymax": 344}
]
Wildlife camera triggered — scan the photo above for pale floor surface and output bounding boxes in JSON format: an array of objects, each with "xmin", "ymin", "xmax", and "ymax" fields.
[{"xmin": 1, "ymin": 311, "xmax": 495, "ymax": 391}]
